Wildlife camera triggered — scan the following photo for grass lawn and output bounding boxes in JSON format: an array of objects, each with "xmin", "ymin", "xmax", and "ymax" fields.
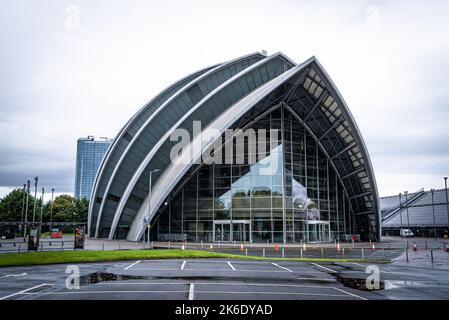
[{"xmin": 0, "ymin": 249, "xmax": 390, "ymax": 267}]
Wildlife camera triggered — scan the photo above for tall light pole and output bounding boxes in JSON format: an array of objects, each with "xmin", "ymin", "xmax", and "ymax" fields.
[
  {"xmin": 444, "ymin": 177, "xmax": 449, "ymax": 229},
  {"xmin": 24, "ymin": 180, "xmax": 30, "ymax": 238},
  {"xmin": 32, "ymin": 176, "xmax": 39, "ymax": 222},
  {"xmin": 50, "ymin": 188, "xmax": 55, "ymax": 231},
  {"xmin": 40, "ymin": 187, "xmax": 45, "ymax": 224},
  {"xmin": 21, "ymin": 183, "xmax": 26, "ymax": 235},
  {"xmin": 404, "ymin": 190, "xmax": 410, "ymax": 228},
  {"xmin": 398, "ymin": 192, "xmax": 403, "ymax": 230},
  {"xmin": 431, "ymin": 188, "xmax": 436, "ymax": 240},
  {"xmin": 146, "ymin": 169, "xmax": 161, "ymax": 244}
]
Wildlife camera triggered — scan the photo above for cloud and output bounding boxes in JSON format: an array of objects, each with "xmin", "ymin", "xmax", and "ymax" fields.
[{"xmin": 0, "ymin": 0, "xmax": 448, "ymax": 198}]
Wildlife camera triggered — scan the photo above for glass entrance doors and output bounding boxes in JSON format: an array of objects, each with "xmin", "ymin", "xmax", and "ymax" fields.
[
  {"xmin": 213, "ymin": 220, "xmax": 251, "ymax": 242},
  {"xmin": 306, "ymin": 221, "xmax": 330, "ymax": 243}
]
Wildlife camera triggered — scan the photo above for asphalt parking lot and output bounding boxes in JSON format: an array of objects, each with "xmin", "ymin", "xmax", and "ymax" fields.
[{"xmin": 1, "ymin": 255, "xmax": 449, "ymax": 300}]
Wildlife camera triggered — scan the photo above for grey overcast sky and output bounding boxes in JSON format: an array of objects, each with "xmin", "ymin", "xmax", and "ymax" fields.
[{"xmin": 1, "ymin": 0, "xmax": 449, "ymax": 200}]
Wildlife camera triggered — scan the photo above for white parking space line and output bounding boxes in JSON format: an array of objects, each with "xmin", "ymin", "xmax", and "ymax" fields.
[
  {"xmin": 124, "ymin": 260, "xmax": 141, "ymax": 270},
  {"xmin": 272, "ymin": 263, "xmax": 293, "ymax": 272},
  {"xmin": 297, "ymin": 277, "xmax": 336, "ymax": 282},
  {"xmin": 227, "ymin": 261, "xmax": 236, "ymax": 271},
  {"xmin": 104, "ymin": 281, "xmax": 334, "ymax": 289},
  {"xmin": 180, "ymin": 261, "xmax": 187, "ymax": 270},
  {"xmin": 0, "ymin": 272, "xmax": 27, "ymax": 279},
  {"xmin": 195, "ymin": 291, "xmax": 349, "ymax": 298},
  {"xmin": 310, "ymin": 262, "xmax": 337, "ymax": 273},
  {"xmin": 20, "ymin": 290, "xmax": 188, "ymax": 296},
  {"xmin": 332, "ymin": 287, "xmax": 368, "ymax": 300},
  {"xmin": 0, "ymin": 283, "xmax": 50, "ymax": 300},
  {"xmin": 188, "ymin": 283, "xmax": 195, "ymax": 300},
  {"xmin": 352, "ymin": 262, "xmax": 391, "ymax": 273}
]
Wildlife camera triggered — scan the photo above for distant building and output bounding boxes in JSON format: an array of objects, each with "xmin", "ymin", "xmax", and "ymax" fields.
[
  {"xmin": 381, "ymin": 189, "xmax": 449, "ymax": 238},
  {"xmin": 74, "ymin": 136, "xmax": 112, "ymax": 199}
]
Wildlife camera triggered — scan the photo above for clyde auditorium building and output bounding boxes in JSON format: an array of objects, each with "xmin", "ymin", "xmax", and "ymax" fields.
[{"xmin": 88, "ymin": 51, "xmax": 380, "ymax": 244}]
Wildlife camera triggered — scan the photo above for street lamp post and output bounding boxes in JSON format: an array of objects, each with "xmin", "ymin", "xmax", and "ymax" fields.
[
  {"xmin": 146, "ymin": 169, "xmax": 161, "ymax": 244},
  {"xmin": 398, "ymin": 192, "xmax": 403, "ymax": 230},
  {"xmin": 444, "ymin": 177, "xmax": 449, "ymax": 229},
  {"xmin": 431, "ymin": 189, "xmax": 436, "ymax": 240},
  {"xmin": 32, "ymin": 176, "xmax": 38, "ymax": 222},
  {"xmin": 40, "ymin": 187, "xmax": 45, "ymax": 223},
  {"xmin": 24, "ymin": 180, "xmax": 30, "ymax": 239},
  {"xmin": 21, "ymin": 183, "xmax": 26, "ymax": 235},
  {"xmin": 404, "ymin": 190, "xmax": 410, "ymax": 228},
  {"xmin": 50, "ymin": 188, "xmax": 55, "ymax": 231}
]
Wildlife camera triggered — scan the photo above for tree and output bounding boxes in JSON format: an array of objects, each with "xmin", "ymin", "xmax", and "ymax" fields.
[
  {"xmin": 49, "ymin": 194, "xmax": 88, "ymax": 223},
  {"xmin": 0, "ymin": 189, "xmax": 88, "ymax": 223},
  {"xmin": 0, "ymin": 188, "xmax": 39, "ymax": 222}
]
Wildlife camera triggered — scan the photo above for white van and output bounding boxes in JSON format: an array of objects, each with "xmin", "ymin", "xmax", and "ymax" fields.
[{"xmin": 400, "ymin": 229, "xmax": 414, "ymax": 238}]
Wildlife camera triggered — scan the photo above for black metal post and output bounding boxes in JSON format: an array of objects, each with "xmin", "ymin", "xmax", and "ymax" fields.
[
  {"xmin": 20, "ymin": 184, "xmax": 26, "ymax": 236},
  {"xmin": 32, "ymin": 176, "xmax": 38, "ymax": 222},
  {"xmin": 404, "ymin": 190, "xmax": 410, "ymax": 228},
  {"xmin": 431, "ymin": 189, "xmax": 436, "ymax": 240},
  {"xmin": 445, "ymin": 177, "xmax": 449, "ymax": 231},
  {"xmin": 399, "ymin": 192, "xmax": 403, "ymax": 231}
]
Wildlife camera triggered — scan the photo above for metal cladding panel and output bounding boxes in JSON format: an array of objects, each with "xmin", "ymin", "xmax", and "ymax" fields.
[
  {"xmin": 94, "ymin": 53, "xmax": 265, "ymax": 236},
  {"xmin": 88, "ymin": 65, "xmax": 215, "ymax": 236},
  {"xmin": 112, "ymin": 55, "xmax": 294, "ymax": 239}
]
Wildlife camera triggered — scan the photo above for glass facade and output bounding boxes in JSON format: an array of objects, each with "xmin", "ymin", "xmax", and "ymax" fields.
[
  {"xmin": 74, "ymin": 136, "xmax": 112, "ymax": 199},
  {"xmin": 152, "ymin": 106, "xmax": 351, "ymax": 243}
]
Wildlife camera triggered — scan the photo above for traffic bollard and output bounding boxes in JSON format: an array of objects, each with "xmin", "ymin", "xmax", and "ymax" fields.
[
  {"xmin": 263, "ymin": 248, "xmax": 265, "ymax": 257},
  {"xmin": 361, "ymin": 247, "xmax": 365, "ymax": 259},
  {"xmin": 406, "ymin": 248, "xmax": 409, "ymax": 262},
  {"xmin": 300, "ymin": 248, "xmax": 303, "ymax": 259},
  {"xmin": 282, "ymin": 248, "xmax": 284, "ymax": 258},
  {"xmin": 102, "ymin": 243, "xmax": 104, "ymax": 251},
  {"xmin": 431, "ymin": 250, "xmax": 434, "ymax": 263},
  {"xmin": 321, "ymin": 247, "xmax": 324, "ymax": 258},
  {"xmin": 168, "ymin": 241, "xmax": 171, "ymax": 249},
  {"xmin": 245, "ymin": 248, "xmax": 248, "ymax": 256}
]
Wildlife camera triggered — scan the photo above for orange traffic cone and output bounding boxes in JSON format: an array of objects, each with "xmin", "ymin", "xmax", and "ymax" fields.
[
  {"xmin": 240, "ymin": 244, "xmax": 244, "ymax": 251},
  {"xmin": 274, "ymin": 243, "xmax": 279, "ymax": 252},
  {"xmin": 413, "ymin": 242, "xmax": 417, "ymax": 252},
  {"xmin": 336, "ymin": 242, "xmax": 341, "ymax": 251},
  {"xmin": 371, "ymin": 243, "xmax": 376, "ymax": 251}
]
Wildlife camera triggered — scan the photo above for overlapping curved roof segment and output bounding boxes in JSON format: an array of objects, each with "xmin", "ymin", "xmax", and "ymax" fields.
[{"xmin": 89, "ymin": 52, "xmax": 380, "ymax": 241}]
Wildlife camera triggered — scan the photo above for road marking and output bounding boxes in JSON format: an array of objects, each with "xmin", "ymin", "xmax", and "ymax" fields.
[
  {"xmin": 19, "ymin": 290, "xmax": 348, "ymax": 298},
  {"xmin": 180, "ymin": 261, "xmax": 187, "ymax": 270},
  {"xmin": 297, "ymin": 277, "xmax": 335, "ymax": 282},
  {"xmin": 310, "ymin": 262, "xmax": 337, "ymax": 273},
  {"xmin": 124, "ymin": 260, "xmax": 141, "ymax": 270},
  {"xmin": 272, "ymin": 262, "xmax": 292, "ymax": 272},
  {"xmin": 0, "ymin": 272, "xmax": 27, "ymax": 279},
  {"xmin": 332, "ymin": 287, "xmax": 368, "ymax": 300},
  {"xmin": 0, "ymin": 283, "xmax": 50, "ymax": 300},
  {"xmin": 193, "ymin": 291, "xmax": 349, "ymax": 297},
  {"xmin": 227, "ymin": 261, "xmax": 236, "ymax": 271},
  {"xmin": 102, "ymin": 281, "xmax": 334, "ymax": 289},
  {"xmin": 188, "ymin": 283, "xmax": 195, "ymax": 300},
  {"xmin": 129, "ymin": 268, "xmax": 324, "ymax": 273},
  {"xmin": 352, "ymin": 262, "xmax": 391, "ymax": 273}
]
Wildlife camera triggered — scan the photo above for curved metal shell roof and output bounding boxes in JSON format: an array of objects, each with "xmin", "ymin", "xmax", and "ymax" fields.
[{"xmin": 89, "ymin": 52, "xmax": 380, "ymax": 241}]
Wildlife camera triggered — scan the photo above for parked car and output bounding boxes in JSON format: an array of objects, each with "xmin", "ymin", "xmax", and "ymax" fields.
[{"xmin": 400, "ymin": 229, "xmax": 414, "ymax": 238}]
